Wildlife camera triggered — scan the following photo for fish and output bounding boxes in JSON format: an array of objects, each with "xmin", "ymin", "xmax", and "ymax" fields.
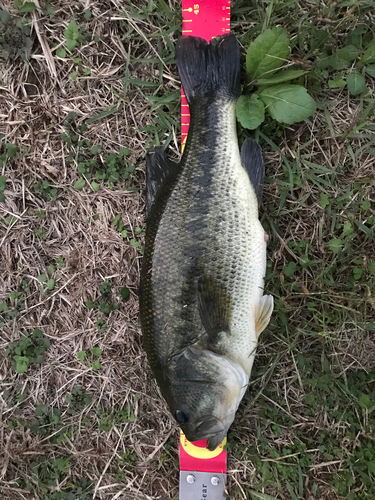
[{"xmin": 139, "ymin": 33, "xmax": 274, "ymax": 451}]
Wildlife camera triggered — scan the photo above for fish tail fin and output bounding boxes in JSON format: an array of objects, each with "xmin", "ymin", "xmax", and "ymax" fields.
[{"xmin": 175, "ymin": 34, "xmax": 240, "ymax": 105}]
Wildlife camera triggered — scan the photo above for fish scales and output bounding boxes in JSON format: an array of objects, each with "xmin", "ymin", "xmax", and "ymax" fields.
[
  {"xmin": 140, "ymin": 34, "xmax": 273, "ymax": 450},
  {"xmin": 144, "ymin": 98, "xmax": 265, "ymax": 369}
]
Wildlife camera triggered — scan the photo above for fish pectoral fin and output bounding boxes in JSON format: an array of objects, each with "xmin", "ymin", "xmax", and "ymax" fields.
[
  {"xmin": 255, "ymin": 295, "xmax": 274, "ymax": 337},
  {"xmin": 197, "ymin": 277, "xmax": 232, "ymax": 340},
  {"xmin": 240, "ymin": 138, "xmax": 264, "ymax": 207},
  {"xmin": 145, "ymin": 147, "xmax": 178, "ymax": 218}
]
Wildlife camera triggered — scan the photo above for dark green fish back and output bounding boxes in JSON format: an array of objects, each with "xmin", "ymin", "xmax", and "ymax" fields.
[{"xmin": 140, "ymin": 96, "xmax": 226, "ymax": 387}]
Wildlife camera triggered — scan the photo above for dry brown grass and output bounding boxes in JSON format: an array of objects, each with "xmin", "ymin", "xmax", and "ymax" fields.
[
  {"xmin": 1, "ymin": 1, "xmax": 181, "ymax": 498},
  {"xmin": 1, "ymin": 1, "xmax": 375, "ymax": 499}
]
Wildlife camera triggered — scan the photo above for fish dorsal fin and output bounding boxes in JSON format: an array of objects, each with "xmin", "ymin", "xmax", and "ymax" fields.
[
  {"xmin": 197, "ymin": 277, "xmax": 232, "ymax": 340},
  {"xmin": 145, "ymin": 147, "xmax": 178, "ymax": 218},
  {"xmin": 240, "ymin": 138, "xmax": 265, "ymax": 207},
  {"xmin": 254, "ymin": 295, "xmax": 274, "ymax": 337}
]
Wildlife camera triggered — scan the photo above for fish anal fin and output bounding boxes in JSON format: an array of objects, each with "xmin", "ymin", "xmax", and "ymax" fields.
[
  {"xmin": 197, "ymin": 277, "xmax": 232, "ymax": 341},
  {"xmin": 240, "ymin": 138, "xmax": 265, "ymax": 207},
  {"xmin": 145, "ymin": 147, "xmax": 178, "ymax": 218},
  {"xmin": 255, "ymin": 294, "xmax": 274, "ymax": 337}
]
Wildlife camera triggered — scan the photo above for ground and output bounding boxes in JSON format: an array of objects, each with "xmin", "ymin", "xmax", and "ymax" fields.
[{"xmin": 0, "ymin": 1, "xmax": 375, "ymax": 499}]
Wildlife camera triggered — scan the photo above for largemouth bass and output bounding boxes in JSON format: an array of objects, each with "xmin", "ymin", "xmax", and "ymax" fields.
[{"xmin": 139, "ymin": 34, "xmax": 273, "ymax": 450}]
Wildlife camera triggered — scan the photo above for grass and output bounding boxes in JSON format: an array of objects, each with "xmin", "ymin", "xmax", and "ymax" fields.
[{"xmin": 0, "ymin": 0, "xmax": 374, "ymax": 499}]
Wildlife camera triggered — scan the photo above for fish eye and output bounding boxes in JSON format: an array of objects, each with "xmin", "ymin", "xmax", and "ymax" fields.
[{"xmin": 174, "ymin": 410, "xmax": 188, "ymax": 423}]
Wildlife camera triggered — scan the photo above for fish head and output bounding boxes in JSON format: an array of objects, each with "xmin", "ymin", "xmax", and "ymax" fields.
[{"xmin": 166, "ymin": 347, "xmax": 248, "ymax": 451}]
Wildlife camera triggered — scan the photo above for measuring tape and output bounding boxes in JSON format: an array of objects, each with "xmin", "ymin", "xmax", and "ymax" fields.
[
  {"xmin": 179, "ymin": 2, "xmax": 230, "ymax": 498},
  {"xmin": 181, "ymin": 0, "xmax": 231, "ymax": 151}
]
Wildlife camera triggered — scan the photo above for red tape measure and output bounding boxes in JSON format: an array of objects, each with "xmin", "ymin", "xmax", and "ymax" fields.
[
  {"xmin": 179, "ymin": 2, "xmax": 230, "ymax": 498},
  {"xmin": 181, "ymin": 0, "xmax": 231, "ymax": 151}
]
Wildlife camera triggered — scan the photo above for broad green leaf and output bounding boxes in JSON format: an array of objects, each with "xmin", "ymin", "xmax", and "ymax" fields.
[
  {"xmin": 365, "ymin": 65, "xmax": 375, "ymax": 78},
  {"xmin": 92, "ymin": 347, "xmax": 102, "ymax": 356},
  {"xmin": 77, "ymin": 163, "xmax": 87, "ymax": 174},
  {"xmin": 33, "ymin": 355, "xmax": 44, "ymax": 364},
  {"xmin": 91, "ymin": 181, "xmax": 100, "ymax": 192},
  {"xmin": 320, "ymin": 193, "xmax": 329, "ymax": 208},
  {"xmin": 74, "ymin": 179, "xmax": 86, "ymax": 190},
  {"xmin": 346, "ymin": 72, "xmax": 366, "ymax": 95},
  {"xmin": 64, "ymin": 20, "xmax": 80, "ymax": 51},
  {"xmin": 353, "ymin": 267, "xmax": 362, "ymax": 280},
  {"xmin": 119, "ymin": 147, "xmax": 130, "ymax": 157},
  {"xmin": 77, "ymin": 350, "xmax": 86, "ymax": 361},
  {"xmin": 47, "ymin": 279, "xmax": 55, "ymax": 290},
  {"xmin": 331, "ymin": 45, "xmax": 359, "ymax": 70},
  {"xmin": 317, "ymin": 53, "xmax": 334, "ymax": 70},
  {"xmin": 45, "ymin": 4, "xmax": 54, "ymax": 15},
  {"xmin": 318, "ymin": 45, "xmax": 358, "ymax": 70},
  {"xmin": 120, "ymin": 286, "xmax": 130, "ymax": 300},
  {"xmin": 347, "ymin": 25, "xmax": 367, "ymax": 49},
  {"xmin": 359, "ymin": 393, "xmax": 375, "ymax": 412},
  {"xmin": 328, "ymin": 74, "xmax": 346, "ymax": 88},
  {"xmin": 259, "ymin": 84, "xmax": 316, "ymax": 125},
  {"xmin": 0, "ymin": 193, "xmax": 5, "ymax": 202},
  {"xmin": 361, "ymin": 200, "xmax": 371, "ymax": 211},
  {"xmin": 6, "ymin": 143, "xmax": 18, "ymax": 158},
  {"xmin": 304, "ymin": 393, "xmax": 315, "ymax": 404},
  {"xmin": 92, "ymin": 360, "xmax": 101, "ymax": 370},
  {"xmin": 21, "ymin": 1, "xmax": 36, "ymax": 12},
  {"xmin": 130, "ymin": 239, "xmax": 140, "ymax": 248},
  {"xmin": 37, "ymin": 274, "xmax": 47, "ymax": 283},
  {"xmin": 335, "ymin": 45, "xmax": 358, "ymax": 63},
  {"xmin": 256, "ymin": 69, "xmax": 306, "ymax": 86},
  {"xmin": 0, "ymin": 10, "xmax": 11, "ymax": 23},
  {"xmin": 283, "ymin": 261, "xmax": 296, "ymax": 277},
  {"xmin": 360, "ymin": 37, "xmax": 375, "ymax": 64},
  {"xmin": 90, "ymin": 145, "xmax": 101, "ymax": 155},
  {"xmin": 235, "ymin": 94, "xmax": 265, "ymax": 130},
  {"xmin": 65, "ymin": 38, "xmax": 77, "ymax": 52},
  {"xmin": 14, "ymin": 355, "xmax": 29, "ymax": 373},
  {"xmin": 35, "ymin": 404, "xmax": 48, "ymax": 416},
  {"xmin": 246, "ymin": 28, "xmax": 289, "ymax": 79},
  {"xmin": 56, "ymin": 48, "xmax": 66, "ymax": 58},
  {"xmin": 66, "ymin": 20, "xmax": 79, "ymax": 37},
  {"xmin": 328, "ymin": 238, "xmax": 343, "ymax": 254},
  {"xmin": 15, "ymin": 1, "xmax": 36, "ymax": 13}
]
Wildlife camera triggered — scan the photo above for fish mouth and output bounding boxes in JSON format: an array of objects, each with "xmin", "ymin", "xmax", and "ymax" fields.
[
  {"xmin": 196, "ymin": 417, "xmax": 226, "ymax": 451},
  {"xmin": 186, "ymin": 416, "xmax": 226, "ymax": 449},
  {"xmin": 196, "ymin": 416, "xmax": 225, "ymax": 435},
  {"xmin": 207, "ymin": 431, "xmax": 226, "ymax": 451}
]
